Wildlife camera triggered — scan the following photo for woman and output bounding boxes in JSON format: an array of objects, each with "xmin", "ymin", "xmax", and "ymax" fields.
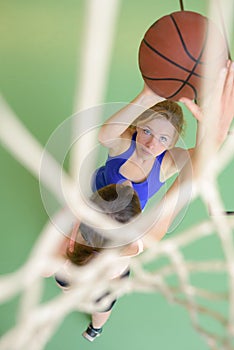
[
  {"xmin": 54, "ymin": 184, "xmax": 143, "ymax": 342},
  {"xmin": 50, "ymin": 60, "xmax": 233, "ymax": 342},
  {"xmin": 92, "ymin": 88, "xmax": 191, "ymax": 210}
]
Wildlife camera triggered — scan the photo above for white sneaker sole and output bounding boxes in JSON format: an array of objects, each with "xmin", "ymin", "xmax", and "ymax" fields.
[{"xmin": 82, "ymin": 331, "xmax": 101, "ymax": 342}]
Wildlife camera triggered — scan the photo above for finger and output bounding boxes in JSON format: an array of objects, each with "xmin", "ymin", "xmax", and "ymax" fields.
[
  {"xmin": 226, "ymin": 59, "xmax": 231, "ymax": 69},
  {"xmin": 179, "ymin": 97, "xmax": 203, "ymax": 121},
  {"xmin": 212, "ymin": 67, "xmax": 228, "ymax": 105},
  {"xmin": 216, "ymin": 63, "xmax": 234, "ymax": 141},
  {"xmin": 219, "ymin": 63, "xmax": 234, "ymax": 129},
  {"xmin": 231, "ymin": 62, "xmax": 234, "ymax": 101},
  {"xmin": 225, "ymin": 62, "xmax": 234, "ymax": 102},
  {"xmin": 223, "ymin": 62, "xmax": 234, "ymax": 122}
]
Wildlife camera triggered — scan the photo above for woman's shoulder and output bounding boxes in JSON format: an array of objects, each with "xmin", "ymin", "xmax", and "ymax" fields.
[
  {"xmin": 160, "ymin": 147, "xmax": 191, "ymax": 181},
  {"xmin": 108, "ymin": 128, "xmax": 136, "ymax": 157}
]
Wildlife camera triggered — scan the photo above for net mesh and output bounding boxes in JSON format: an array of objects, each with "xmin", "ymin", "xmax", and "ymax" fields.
[{"xmin": 0, "ymin": 0, "xmax": 234, "ymax": 349}]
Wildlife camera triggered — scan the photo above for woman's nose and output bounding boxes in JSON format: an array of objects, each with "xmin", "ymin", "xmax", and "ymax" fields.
[{"xmin": 146, "ymin": 136, "xmax": 157, "ymax": 148}]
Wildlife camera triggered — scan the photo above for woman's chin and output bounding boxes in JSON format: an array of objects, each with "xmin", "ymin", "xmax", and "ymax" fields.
[{"xmin": 140, "ymin": 148, "xmax": 154, "ymax": 159}]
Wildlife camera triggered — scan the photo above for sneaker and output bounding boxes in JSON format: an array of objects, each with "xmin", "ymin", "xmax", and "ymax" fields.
[{"xmin": 82, "ymin": 323, "xmax": 103, "ymax": 342}]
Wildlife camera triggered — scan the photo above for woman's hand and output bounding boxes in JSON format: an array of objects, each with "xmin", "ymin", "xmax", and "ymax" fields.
[
  {"xmin": 216, "ymin": 60, "xmax": 234, "ymax": 143},
  {"xmin": 179, "ymin": 97, "xmax": 203, "ymax": 122},
  {"xmin": 179, "ymin": 60, "xmax": 234, "ymax": 145},
  {"xmin": 138, "ymin": 82, "xmax": 165, "ymax": 107}
]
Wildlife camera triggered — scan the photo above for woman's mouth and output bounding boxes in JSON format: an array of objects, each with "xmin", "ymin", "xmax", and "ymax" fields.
[{"xmin": 141, "ymin": 147, "xmax": 153, "ymax": 156}]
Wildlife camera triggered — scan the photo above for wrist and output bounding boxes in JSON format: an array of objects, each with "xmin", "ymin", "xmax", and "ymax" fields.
[{"xmin": 135, "ymin": 90, "xmax": 164, "ymax": 108}]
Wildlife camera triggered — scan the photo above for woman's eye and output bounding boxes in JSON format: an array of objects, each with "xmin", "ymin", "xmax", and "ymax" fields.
[
  {"xmin": 143, "ymin": 129, "xmax": 151, "ymax": 136},
  {"xmin": 159, "ymin": 136, "xmax": 168, "ymax": 144}
]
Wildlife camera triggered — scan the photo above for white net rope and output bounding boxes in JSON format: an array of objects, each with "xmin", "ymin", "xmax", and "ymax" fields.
[{"xmin": 0, "ymin": 0, "xmax": 234, "ymax": 349}]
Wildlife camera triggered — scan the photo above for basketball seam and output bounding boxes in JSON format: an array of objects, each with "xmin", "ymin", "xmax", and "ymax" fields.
[
  {"xmin": 142, "ymin": 75, "xmax": 198, "ymax": 99},
  {"xmin": 167, "ymin": 14, "xmax": 209, "ymax": 99},
  {"xmin": 169, "ymin": 14, "xmax": 205, "ymax": 64},
  {"xmin": 142, "ymin": 39, "xmax": 204, "ymax": 79}
]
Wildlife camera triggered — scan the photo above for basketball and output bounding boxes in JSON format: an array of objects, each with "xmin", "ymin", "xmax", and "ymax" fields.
[{"xmin": 138, "ymin": 11, "xmax": 228, "ymax": 101}]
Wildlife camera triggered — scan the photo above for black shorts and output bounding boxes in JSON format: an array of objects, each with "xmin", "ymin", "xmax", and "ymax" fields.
[{"xmin": 54, "ymin": 268, "xmax": 130, "ymax": 312}]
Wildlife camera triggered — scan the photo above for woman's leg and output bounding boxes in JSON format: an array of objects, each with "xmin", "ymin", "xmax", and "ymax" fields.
[
  {"xmin": 82, "ymin": 303, "xmax": 114, "ymax": 341},
  {"xmin": 91, "ymin": 310, "xmax": 112, "ymax": 329},
  {"xmin": 82, "ymin": 311, "xmax": 112, "ymax": 342},
  {"xmin": 83, "ymin": 270, "xmax": 130, "ymax": 341}
]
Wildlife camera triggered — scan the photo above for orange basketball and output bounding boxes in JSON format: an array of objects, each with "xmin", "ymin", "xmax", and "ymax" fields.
[{"xmin": 138, "ymin": 11, "xmax": 228, "ymax": 101}]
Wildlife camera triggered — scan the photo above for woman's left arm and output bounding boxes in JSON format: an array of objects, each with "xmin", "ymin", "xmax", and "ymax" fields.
[
  {"xmin": 180, "ymin": 60, "xmax": 234, "ymax": 149},
  {"xmin": 144, "ymin": 61, "xmax": 234, "ymax": 244},
  {"xmin": 162, "ymin": 61, "xmax": 234, "ymax": 181}
]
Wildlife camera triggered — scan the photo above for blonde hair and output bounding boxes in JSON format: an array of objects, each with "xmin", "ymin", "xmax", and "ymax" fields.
[{"xmin": 132, "ymin": 100, "xmax": 186, "ymax": 138}]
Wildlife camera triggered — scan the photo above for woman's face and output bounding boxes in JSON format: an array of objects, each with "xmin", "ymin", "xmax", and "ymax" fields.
[{"xmin": 136, "ymin": 118, "xmax": 177, "ymax": 159}]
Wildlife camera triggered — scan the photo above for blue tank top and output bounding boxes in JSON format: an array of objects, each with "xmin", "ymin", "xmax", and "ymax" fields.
[{"xmin": 92, "ymin": 132, "xmax": 166, "ymax": 209}]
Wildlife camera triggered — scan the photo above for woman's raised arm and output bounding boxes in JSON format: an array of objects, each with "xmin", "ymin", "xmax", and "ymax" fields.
[
  {"xmin": 180, "ymin": 60, "xmax": 234, "ymax": 150},
  {"xmin": 143, "ymin": 61, "xmax": 234, "ymax": 245},
  {"xmin": 98, "ymin": 84, "xmax": 164, "ymax": 149}
]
